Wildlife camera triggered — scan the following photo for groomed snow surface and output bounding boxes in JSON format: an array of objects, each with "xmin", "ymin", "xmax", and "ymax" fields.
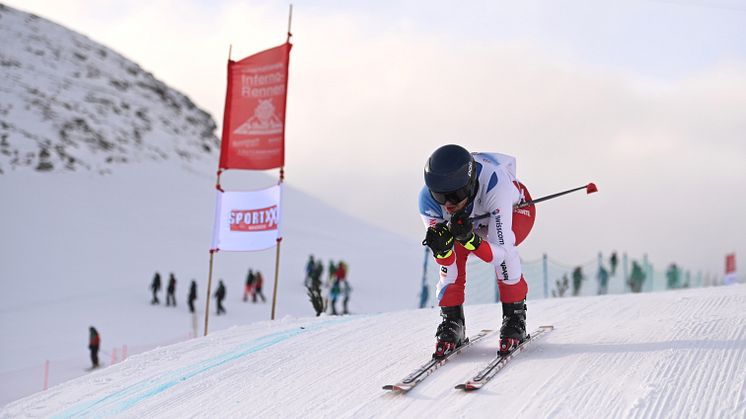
[{"xmin": 3, "ymin": 284, "xmax": 745, "ymax": 418}]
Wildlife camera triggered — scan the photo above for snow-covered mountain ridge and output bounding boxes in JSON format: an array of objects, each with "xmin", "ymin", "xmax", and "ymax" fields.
[{"xmin": 0, "ymin": 4, "xmax": 218, "ymax": 174}]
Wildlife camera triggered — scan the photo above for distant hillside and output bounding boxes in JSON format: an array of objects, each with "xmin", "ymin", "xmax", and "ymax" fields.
[{"xmin": 0, "ymin": 4, "xmax": 219, "ymax": 174}]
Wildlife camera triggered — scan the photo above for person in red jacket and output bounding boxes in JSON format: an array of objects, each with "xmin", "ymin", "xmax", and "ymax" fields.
[
  {"xmin": 329, "ymin": 262, "xmax": 348, "ymax": 315},
  {"xmin": 253, "ymin": 271, "xmax": 266, "ymax": 303},
  {"xmin": 88, "ymin": 326, "xmax": 100, "ymax": 369}
]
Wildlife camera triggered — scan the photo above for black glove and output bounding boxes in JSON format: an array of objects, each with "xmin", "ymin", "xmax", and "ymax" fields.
[
  {"xmin": 449, "ymin": 210, "xmax": 482, "ymax": 250},
  {"xmin": 422, "ymin": 222, "xmax": 454, "ymax": 258}
]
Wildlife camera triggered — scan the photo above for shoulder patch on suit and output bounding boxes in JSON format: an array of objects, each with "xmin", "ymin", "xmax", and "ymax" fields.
[{"xmin": 486, "ymin": 172, "xmax": 498, "ymax": 193}]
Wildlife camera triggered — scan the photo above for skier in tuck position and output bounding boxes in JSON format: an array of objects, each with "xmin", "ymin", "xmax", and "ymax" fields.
[{"xmin": 420, "ymin": 144, "xmax": 528, "ymax": 358}]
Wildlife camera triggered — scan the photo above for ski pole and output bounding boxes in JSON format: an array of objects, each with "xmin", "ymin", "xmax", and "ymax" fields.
[
  {"xmin": 471, "ymin": 182, "xmax": 597, "ymax": 221},
  {"xmin": 515, "ymin": 182, "xmax": 597, "ymax": 209}
]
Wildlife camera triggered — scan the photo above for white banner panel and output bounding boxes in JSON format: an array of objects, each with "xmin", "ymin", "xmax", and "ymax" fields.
[{"xmin": 211, "ymin": 185, "xmax": 282, "ymax": 251}]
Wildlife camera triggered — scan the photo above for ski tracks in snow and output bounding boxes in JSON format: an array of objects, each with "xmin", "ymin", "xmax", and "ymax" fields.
[
  {"xmin": 629, "ymin": 293, "xmax": 746, "ymax": 418},
  {"xmin": 2, "ymin": 286, "xmax": 745, "ymax": 418}
]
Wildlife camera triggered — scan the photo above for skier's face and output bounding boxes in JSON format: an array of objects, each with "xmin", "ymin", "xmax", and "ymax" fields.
[{"xmin": 444, "ymin": 197, "xmax": 468, "ymax": 214}]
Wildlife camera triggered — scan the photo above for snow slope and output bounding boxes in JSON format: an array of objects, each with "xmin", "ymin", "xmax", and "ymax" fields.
[
  {"xmin": 0, "ymin": 3, "xmax": 422, "ymax": 405},
  {"xmin": 0, "ymin": 161, "xmax": 423, "ymax": 404},
  {"xmin": 2, "ymin": 284, "xmax": 744, "ymax": 417}
]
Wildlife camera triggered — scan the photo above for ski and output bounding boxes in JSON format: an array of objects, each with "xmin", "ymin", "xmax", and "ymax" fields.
[
  {"xmin": 382, "ymin": 329, "xmax": 495, "ymax": 392},
  {"xmin": 455, "ymin": 325, "xmax": 554, "ymax": 391}
]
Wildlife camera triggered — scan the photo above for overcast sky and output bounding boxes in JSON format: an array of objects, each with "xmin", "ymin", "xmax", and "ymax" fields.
[{"xmin": 7, "ymin": 0, "xmax": 746, "ymax": 275}]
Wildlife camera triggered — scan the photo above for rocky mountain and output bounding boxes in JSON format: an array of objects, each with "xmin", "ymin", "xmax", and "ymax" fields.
[{"xmin": 0, "ymin": 4, "xmax": 219, "ymax": 174}]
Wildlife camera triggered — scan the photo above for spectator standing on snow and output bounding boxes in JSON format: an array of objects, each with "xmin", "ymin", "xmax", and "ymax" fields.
[
  {"xmin": 572, "ymin": 266, "xmax": 584, "ymax": 296},
  {"xmin": 341, "ymin": 267, "xmax": 352, "ymax": 315},
  {"xmin": 166, "ymin": 273, "xmax": 177, "ymax": 306},
  {"xmin": 329, "ymin": 278, "xmax": 341, "ymax": 315},
  {"xmin": 88, "ymin": 327, "xmax": 100, "ymax": 369},
  {"xmin": 629, "ymin": 261, "xmax": 646, "ymax": 293},
  {"xmin": 305, "ymin": 255, "xmax": 315, "ymax": 287},
  {"xmin": 253, "ymin": 271, "xmax": 267, "ymax": 303},
  {"xmin": 311, "ymin": 261, "xmax": 323, "ymax": 295},
  {"xmin": 214, "ymin": 280, "xmax": 227, "ymax": 315},
  {"xmin": 323, "ymin": 260, "xmax": 336, "ymax": 312},
  {"xmin": 188, "ymin": 280, "xmax": 197, "ymax": 313},
  {"xmin": 329, "ymin": 261, "xmax": 348, "ymax": 315},
  {"xmin": 150, "ymin": 272, "xmax": 161, "ymax": 305},
  {"xmin": 244, "ymin": 269, "xmax": 255, "ymax": 302},
  {"xmin": 609, "ymin": 252, "xmax": 619, "ymax": 276},
  {"xmin": 552, "ymin": 274, "xmax": 570, "ymax": 298},
  {"xmin": 597, "ymin": 265, "xmax": 610, "ymax": 295},
  {"xmin": 328, "ymin": 260, "xmax": 337, "ymax": 284},
  {"xmin": 666, "ymin": 263, "xmax": 681, "ymax": 289}
]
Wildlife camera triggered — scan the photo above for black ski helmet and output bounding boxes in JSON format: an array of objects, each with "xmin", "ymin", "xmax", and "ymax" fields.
[{"xmin": 424, "ymin": 144, "xmax": 477, "ymax": 205}]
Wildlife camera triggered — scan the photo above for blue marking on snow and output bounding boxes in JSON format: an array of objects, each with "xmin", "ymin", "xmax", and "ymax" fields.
[{"xmin": 52, "ymin": 316, "xmax": 361, "ymax": 418}]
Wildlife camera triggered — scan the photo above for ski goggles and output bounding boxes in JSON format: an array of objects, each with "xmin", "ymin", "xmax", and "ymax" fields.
[{"xmin": 429, "ymin": 186, "xmax": 472, "ymax": 205}]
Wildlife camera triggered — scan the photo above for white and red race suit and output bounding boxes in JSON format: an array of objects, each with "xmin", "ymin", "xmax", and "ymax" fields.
[{"xmin": 419, "ymin": 152, "xmax": 529, "ymax": 306}]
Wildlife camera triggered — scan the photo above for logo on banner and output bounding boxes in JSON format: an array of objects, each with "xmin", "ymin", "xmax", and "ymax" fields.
[
  {"xmin": 230, "ymin": 205, "xmax": 279, "ymax": 232},
  {"xmin": 233, "ymin": 99, "xmax": 283, "ymax": 135},
  {"xmin": 514, "ymin": 208, "xmax": 531, "ymax": 217}
]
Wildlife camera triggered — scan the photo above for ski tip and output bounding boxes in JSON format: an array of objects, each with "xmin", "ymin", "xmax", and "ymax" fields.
[
  {"xmin": 539, "ymin": 325, "xmax": 555, "ymax": 330},
  {"xmin": 383, "ymin": 385, "xmax": 409, "ymax": 392},
  {"xmin": 455, "ymin": 383, "xmax": 481, "ymax": 391}
]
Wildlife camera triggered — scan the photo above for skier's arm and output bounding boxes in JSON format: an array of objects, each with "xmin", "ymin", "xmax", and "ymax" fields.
[{"xmin": 419, "ymin": 186, "xmax": 455, "ymax": 265}]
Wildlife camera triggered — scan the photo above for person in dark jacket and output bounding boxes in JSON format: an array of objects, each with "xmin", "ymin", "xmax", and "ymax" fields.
[
  {"xmin": 609, "ymin": 252, "xmax": 619, "ymax": 276},
  {"xmin": 253, "ymin": 272, "xmax": 266, "ymax": 303},
  {"xmin": 244, "ymin": 270, "xmax": 255, "ymax": 302},
  {"xmin": 629, "ymin": 261, "xmax": 646, "ymax": 293},
  {"xmin": 150, "ymin": 272, "xmax": 161, "ymax": 304},
  {"xmin": 597, "ymin": 265, "xmax": 610, "ymax": 295},
  {"xmin": 214, "ymin": 280, "xmax": 226, "ymax": 315},
  {"xmin": 88, "ymin": 327, "xmax": 100, "ymax": 368},
  {"xmin": 572, "ymin": 266, "xmax": 584, "ymax": 296},
  {"xmin": 188, "ymin": 280, "xmax": 197, "ymax": 313},
  {"xmin": 166, "ymin": 273, "xmax": 177, "ymax": 306},
  {"xmin": 305, "ymin": 255, "xmax": 315, "ymax": 287}
]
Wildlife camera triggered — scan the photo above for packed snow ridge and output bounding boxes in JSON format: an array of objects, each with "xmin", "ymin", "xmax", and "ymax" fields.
[
  {"xmin": 2, "ymin": 285, "xmax": 745, "ymax": 417},
  {"xmin": 0, "ymin": 4, "xmax": 219, "ymax": 175}
]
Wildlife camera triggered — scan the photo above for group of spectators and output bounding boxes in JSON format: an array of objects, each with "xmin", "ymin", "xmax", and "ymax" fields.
[
  {"xmin": 553, "ymin": 252, "xmax": 621, "ymax": 297},
  {"xmin": 305, "ymin": 255, "xmax": 351, "ymax": 316},
  {"xmin": 551, "ymin": 251, "xmax": 691, "ymax": 297},
  {"xmin": 211, "ymin": 269, "xmax": 268, "ymax": 316},
  {"xmin": 243, "ymin": 270, "xmax": 267, "ymax": 303},
  {"xmin": 150, "ymin": 272, "xmax": 199, "ymax": 313},
  {"xmin": 149, "ymin": 270, "xmax": 267, "ymax": 317}
]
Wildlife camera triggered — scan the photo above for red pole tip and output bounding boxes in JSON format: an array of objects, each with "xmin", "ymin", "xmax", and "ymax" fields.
[{"xmin": 586, "ymin": 183, "xmax": 598, "ymax": 194}]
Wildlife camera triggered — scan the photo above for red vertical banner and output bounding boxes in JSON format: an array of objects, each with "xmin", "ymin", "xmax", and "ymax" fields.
[
  {"xmin": 219, "ymin": 43, "xmax": 292, "ymax": 170},
  {"xmin": 725, "ymin": 253, "xmax": 736, "ymax": 274}
]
